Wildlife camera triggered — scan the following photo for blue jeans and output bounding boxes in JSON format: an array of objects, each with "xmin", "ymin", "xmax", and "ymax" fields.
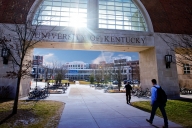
[{"xmin": 150, "ymin": 102, "xmax": 168, "ymax": 126}]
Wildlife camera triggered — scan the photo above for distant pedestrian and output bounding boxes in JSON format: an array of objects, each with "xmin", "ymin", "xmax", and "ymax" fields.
[
  {"xmin": 124, "ymin": 81, "xmax": 132, "ymax": 104},
  {"xmin": 146, "ymin": 79, "xmax": 168, "ymax": 128}
]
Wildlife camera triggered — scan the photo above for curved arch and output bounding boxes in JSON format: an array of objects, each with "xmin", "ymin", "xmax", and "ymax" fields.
[
  {"xmin": 28, "ymin": 0, "xmax": 154, "ymax": 32},
  {"xmin": 133, "ymin": 0, "xmax": 154, "ymax": 33},
  {"xmin": 27, "ymin": 0, "xmax": 44, "ymax": 24}
]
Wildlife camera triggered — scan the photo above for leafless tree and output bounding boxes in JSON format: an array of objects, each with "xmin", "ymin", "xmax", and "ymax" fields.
[
  {"xmin": 0, "ymin": 1, "xmax": 54, "ymax": 114},
  {"xmin": 113, "ymin": 60, "xmax": 125, "ymax": 91},
  {"xmin": 54, "ymin": 62, "xmax": 68, "ymax": 85}
]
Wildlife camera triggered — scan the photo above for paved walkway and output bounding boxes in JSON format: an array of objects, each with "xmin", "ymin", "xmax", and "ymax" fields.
[{"xmin": 45, "ymin": 84, "xmax": 181, "ymax": 128}]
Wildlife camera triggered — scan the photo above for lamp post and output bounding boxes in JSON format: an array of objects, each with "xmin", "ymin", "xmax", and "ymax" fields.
[
  {"xmin": 35, "ymin": 60, "xmax": 40, "ymax": 88},
  {"xmin": 1, "ymin": 48, "xmax": 10, "ymax": 64}
]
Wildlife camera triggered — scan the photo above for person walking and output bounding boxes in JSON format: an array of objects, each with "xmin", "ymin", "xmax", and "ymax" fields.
[
  {"xmin": 146, "ymin": 79, "xmax": 168, "ymax": 128},
  {"xmin": 124, "ymin": 81, "xmax": 132, "ymax": 104}
]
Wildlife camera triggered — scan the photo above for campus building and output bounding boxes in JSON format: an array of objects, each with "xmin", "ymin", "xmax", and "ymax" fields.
[
  {"xmin": 31, "ymin": 55, "xmax": 44, "ymax": 81},
  {"xmin": 32, "ymin": 59, "xmax": 139, "ymax": 82},
  {"xmin": 0, "ymin": 0, "xmax": 192, "ymax": 98}
]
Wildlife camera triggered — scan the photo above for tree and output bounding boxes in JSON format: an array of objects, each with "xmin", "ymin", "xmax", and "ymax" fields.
[
  {"xmin": 113, "ymin": 59, "xmax": 125, "ymax": 91},
  {"xmin": 159, "ymin": 1, "xmax": 192, "ymax": 89},
  {"xmin": 159, "ymin": 1, "xmax": 192, "ymax": 67},
  {"xmin": 0, "ymin": 1, "xmax": 54, "ymax": 114},
  {"xmin": 54, "ymin": 63, "xmax": 68, "ymax": 85},
  {"xmin": 89, "ymin": 75, "xmax": 94, "ymax": 84}
]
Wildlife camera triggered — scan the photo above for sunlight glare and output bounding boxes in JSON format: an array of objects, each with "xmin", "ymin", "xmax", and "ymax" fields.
[{"xmin": 69, "ymin": 13, "xmax": 86, "ymax": 28}]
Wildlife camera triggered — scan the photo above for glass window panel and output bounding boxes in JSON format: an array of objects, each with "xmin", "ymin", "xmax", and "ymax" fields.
[
  {"xmin": 70, "ymin": 8, "xmax": 78, "ymax": 12},
  {"xmin": 52, "ymin": 16, "xmax": 60, "ymax": 21},
  {"xmin": 79, "ymin": 4, "xmax": 87, "ymax": 8},
  {"xmin": 124, "ymin": 26, "xmax": 131, "ymax": 30},
  {"xmin": 116, "ymin": 16, "xmax": 123, "ymax": 20},
  {"xmin": 99, "ymin": 1, "xmax": 106, "ymax": 5},
  {"xmin": 131, "ymin": 4, "xmax": 136, "ymax": 8},
  {"xmin": 99, "ymin": 15, "xmax": 107, "ymax": 19},
  {"xmin": 43, "ymin": 1, "xmax": 52, "ymax": 6},
  {"xmin": 108, "ymin": 15, "xmax": 115, "ymax": 19},
  {"xmin": 123, "ymin": 8, "xmax": 130, "ymax": 11},
  {"xmin": 53, "ymin": 11, "xmax": 61, "ymax": 16},
  {"xmin": 53, "ymin": 2, "xmax": 61, "ymax": 6},
  {"xmin": 107, "ymin": 6, "xmax": 114, "ymax": 10},
  {"xmin": 33, "ymin": 0, "xmax": 87, "ymax": 27},
  {"xmin": 43, "ymin": 6, "xmax": 52, "ymax": 11},
  {"xmin": 99, "ymin": 5, "xmax": 106, "ymax": 9},
  {"xmin": 50, "ymin": 21, "xmax": 59, "ymax": 25},
  {"xmin": 60, "ymin": 17, "xmax": 69, "ymax": 21},
  {"xmin": 107, "ymin": 10, "xmax": 115, "ymax": 15},
  {"xmin": 124, "ymin": 16, "xmax": 130, "ymax": 21},
  {"xmin": 60, "ymin": 22, "xmax": 68, "ymax": 26},
  {"xmin": 132, "ymin": 27, "xmax": 140, "ymax": 31},
  {"xmin": 71, "ymin": 3, "xmax": 78, "ymax": 7},
  {"xmin": 79, "ymin": 9, "xmax": 87, "ymax": 13},
  {"xmin": 80, "ymin": 13, "xmax": 87, "ymax": 17},
  {"xmin": 52, "ymin": 7, "xmax": 60, "ymax": 11},
  {"xmin": 116, "ymin": 20, "xmax": 123, "ymax": 25},
  {"xmin": 99, "ymin": 20, "xmax": 107, "ymax": 23},
  {"xmin": 108, "ymin": 25, "xmax": 115, "ymax": 29},
  {"xmin": 116, "ymin": 11, "xmax": 123, "ymax": 15},
  {"xmin": 139, "ymin": 27, "xmax": 145, "ymax": 31},
  {"xmin": 71, "ymin": 0, "xmax": 79, "ymax": 3},
  {"xmin": 132, "ymin": 18, "xmax": 139, "ymax": 21},
  {"xmin": 107, "ymin": 2, "xmax": 114, "ymax": 5},
  {"xmin": 41, "ymin": 10, "xmax": 51, "ymax": 15},
  {"xmin": 116, "ymin": 26, "xmax": 123, "ymax": 29},
  {"xmin": 115, "ymin": 2, "xmax": 122, "ymax": 6},
  {"xmin": 42, "ymin": 21, "xmax": 50, "ymax": 25},
  {"xmin": 61, "ymin": 8, "xmax": 69, "ymax": 11},
  {"xmin": 108, "ymin": 20, "xmax": 115, "ymax": 24},
  {"xmin": 131, "ymin": 8, "xmax": 137, "ymax": 12},
  {"xmin": 41, "ymin": 16, "xmax": 51, "ymax": 20},
  {"xmin": 80, "ymin": 0, "xmax": 87, "ymax": 3},
  {"xmin": 123, "ymin": 3, "xmax": 130, "ymax": 7},
  {"xmin": 124, "ymin": 21, "xmax": 131, "ymax": 25},
  {"xmin": 99, "ymin": 10, "xmax": 107, "ymax": 14},
  {"xmin": 115, "ymin": 6, "xmax": 123, "ymax": 11},
  {"xmin": 61, "ymin": 12, "xmax": 70, "ymax": 16},
  {"xmin": 62, "ymin": 3, "xmax": 70, "ymax": 7},
  {"xmin": 62, "ymin": 0, "xmax": 70, "ymax": 2}
]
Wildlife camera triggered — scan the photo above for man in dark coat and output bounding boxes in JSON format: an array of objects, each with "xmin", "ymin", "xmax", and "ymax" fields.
[{"xmin": 124, "ymin": 81, "xmax": 132, "ymax": 104}]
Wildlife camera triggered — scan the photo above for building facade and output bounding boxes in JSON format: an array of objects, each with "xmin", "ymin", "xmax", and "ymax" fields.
[
  {"xmin": 1, "ymin": 0, "xmax": 191, "ymax": 98},
  {"xmin": 31, "ymin": 55, "xmax": 44, "ymax": 81}
]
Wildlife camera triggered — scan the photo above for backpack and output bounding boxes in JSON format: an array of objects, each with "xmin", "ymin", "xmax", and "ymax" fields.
[{"xmin": 153, "ymin": 86, "xmax": 167, "ymax": 104}]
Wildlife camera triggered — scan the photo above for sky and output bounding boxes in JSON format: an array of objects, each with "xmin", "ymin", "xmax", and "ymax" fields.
[{"xmin": 34, "ymin": 48, "xmax": 139, "ymax": 65}]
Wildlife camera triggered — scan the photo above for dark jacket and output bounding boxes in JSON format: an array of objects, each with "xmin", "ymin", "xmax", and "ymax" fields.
[{"xmin": 125, "ymin": 84, "xmax": 132, "ymax": 93}]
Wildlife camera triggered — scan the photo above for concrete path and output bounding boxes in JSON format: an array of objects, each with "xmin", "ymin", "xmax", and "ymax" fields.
[
  {"xmin": 53, "ymin": 84, "xmax": 181, "ymax": 128},
  {"xmin": 21, "ymin": 84, "xmax": 182, "ymax": 128}
]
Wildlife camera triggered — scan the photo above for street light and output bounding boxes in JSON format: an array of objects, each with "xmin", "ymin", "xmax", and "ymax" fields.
[
  {"xmin": 1, "ymin": 47, "xmax": 10, "ymax": 64},
  {"xmin": 35, "ymin": 61, "xmax": 39, "ymax": 88}
]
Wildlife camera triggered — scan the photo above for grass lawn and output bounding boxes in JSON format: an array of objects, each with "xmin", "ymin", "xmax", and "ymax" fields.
[
  {"xmin": 131, "ymin": 99, "xmax": 192, "ymax": 127},
  {"xmin": 0, "ymin": 100, "xmax": 64, "ymax": 128}
]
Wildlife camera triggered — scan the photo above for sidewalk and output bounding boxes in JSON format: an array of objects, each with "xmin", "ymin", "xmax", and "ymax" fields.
[{"xmin": 54, "ymin": 84, "xmax": 181, "ymax": 128}]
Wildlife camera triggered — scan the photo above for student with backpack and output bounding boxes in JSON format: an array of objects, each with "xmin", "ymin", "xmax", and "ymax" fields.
[{"xmin": 146, "ymin": 79, "xmax": 168, "ymax": 128}]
